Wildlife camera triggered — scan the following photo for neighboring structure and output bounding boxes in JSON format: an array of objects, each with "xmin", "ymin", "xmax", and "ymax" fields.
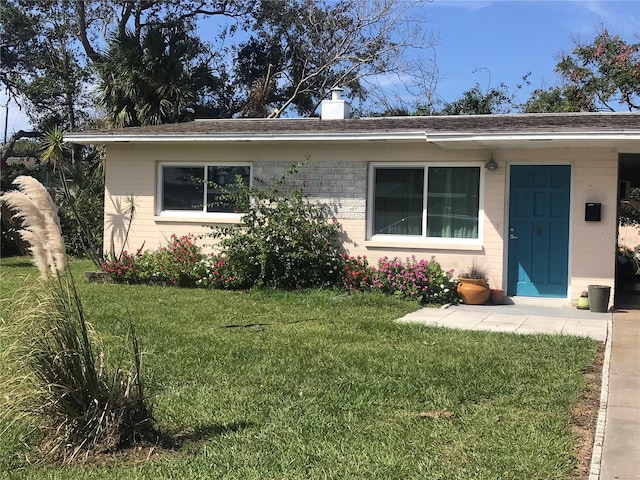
[{"xmin": 65, "ymin": 96, "xmax": 640, "ymax": 305}]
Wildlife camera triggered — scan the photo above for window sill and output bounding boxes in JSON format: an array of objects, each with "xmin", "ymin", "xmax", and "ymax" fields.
[
  {"xmin": 364, "ymin": 239, "xmax": 484, "ymax": 251},
  {"xmin": 153, "ymin": 214, "xmax": 243, "ymax": 224}
]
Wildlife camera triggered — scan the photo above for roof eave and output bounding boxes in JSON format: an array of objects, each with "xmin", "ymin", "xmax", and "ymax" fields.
[
  {"xmin": 425, "ymin": 131, "xmax": 640, "ymax": 149},
  {"xmin": 64, "ymin": 131, "xmax": 428, "ymax": 145},
  {"xmin": 64, "ymin": 129, "xmax": 640, "ymax": 149}
]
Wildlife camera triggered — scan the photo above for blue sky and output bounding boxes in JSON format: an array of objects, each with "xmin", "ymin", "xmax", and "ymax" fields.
[
  {"xmin": 2, "ymin": 0, "xmax": 640, "ymax": 135},
  {"xmin": 423, "ymin": 0, "xmax": 640, "ymax": 108}
]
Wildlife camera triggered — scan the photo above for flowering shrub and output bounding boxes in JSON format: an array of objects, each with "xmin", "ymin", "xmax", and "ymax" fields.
[
  {"xmin": 340, "ymin": 254, "xmax": 375, "ymax": 291},
  {"xmin": 102, "ymin": 248, "xmax": 144, "ymax": 283},
  {"xmin": 371, "ymin": 256, "xmax": 458, "ymax": 305},
  {"xmin": 151, "ymin": 234, "xmax": 204, "ymax": 287},
  {"xmin": 102, "ymin": 235, "xmax": 206, "ymax": 286},
  {"xmin": 102, "ymin": 229, "xmax": 457, "ymax": 307},
  {"xmin": 192, "ymin": 254, "xmax": 238, "ymax": 289}
]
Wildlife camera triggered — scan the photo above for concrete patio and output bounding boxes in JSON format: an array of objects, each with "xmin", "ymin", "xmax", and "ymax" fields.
[{"xmin": 397, "ymin": 300, "xmax": 610, "ymax": 341}]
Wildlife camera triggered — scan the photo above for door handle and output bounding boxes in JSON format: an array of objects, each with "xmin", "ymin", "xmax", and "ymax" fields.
[{"xmin": 509, "ymin": 234, "xmax": 518, "ymax": 240}]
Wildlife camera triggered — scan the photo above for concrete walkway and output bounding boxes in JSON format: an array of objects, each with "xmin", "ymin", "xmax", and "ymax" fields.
[
  {"xmin": 397, "ymin": 300, "xmax": 640, "ymax": 479},
  {"xmin": 398, "ymin": 301, "xmax": 609, "ymax": 341},
  {"xmin": 598, "ymin": 307, "xmax": 640, "ymax": 480}
]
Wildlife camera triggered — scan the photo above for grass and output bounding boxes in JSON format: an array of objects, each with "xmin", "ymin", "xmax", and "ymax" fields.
[{"xmin": 0, "ymin": 257, "xmax": 599, "ymax": 479}]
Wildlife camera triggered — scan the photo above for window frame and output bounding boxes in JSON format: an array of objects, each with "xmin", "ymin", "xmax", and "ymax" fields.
[
  {"xmin": 367, "ymin": 162, "xmax": 485, "ymax": 247},
  {"xmin": 156, "ymin": 162, "xmax": 253, "ymax": 219}
]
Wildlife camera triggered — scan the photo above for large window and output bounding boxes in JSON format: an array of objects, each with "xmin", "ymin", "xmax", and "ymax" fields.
[
  {"xmin": 370, "ymin": 164, "xmax": 481, "ymax": 240},
  {"xmin": 159, "ymin": 163, "xmax": 251, "ymax": 215}
]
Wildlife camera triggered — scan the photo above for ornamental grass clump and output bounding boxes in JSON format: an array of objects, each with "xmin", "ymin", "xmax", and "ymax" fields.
[{"xmin": 0, "ymin": 176, "xmax": 152, "ymax": 462}]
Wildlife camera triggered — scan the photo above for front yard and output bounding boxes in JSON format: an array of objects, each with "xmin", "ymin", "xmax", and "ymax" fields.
[{"xmin": 0, "ymin": 257, "xmax": 599, "ymax": 479}]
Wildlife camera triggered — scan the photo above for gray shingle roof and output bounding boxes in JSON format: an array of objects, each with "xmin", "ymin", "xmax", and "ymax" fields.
[{"xmin": 69, "ymin": 112, "xmax": 640, "ymax": 137}]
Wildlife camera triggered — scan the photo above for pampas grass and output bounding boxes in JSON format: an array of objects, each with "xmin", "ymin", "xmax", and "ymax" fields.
[
  {"xmin": 0, "ymin": 176, "xmax": 66, "ymax": 278},
  {"xmin": 0, "ymin": 176, "xmax": 152, "ymax": 462}
]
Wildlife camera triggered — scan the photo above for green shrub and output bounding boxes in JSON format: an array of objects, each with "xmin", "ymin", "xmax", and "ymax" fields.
[
  {"xmin": 206, "ymin": 164, "xmax": 344, "ymax": 289},
  {"xmin": 192, "ymin": 253, "xmax": 238, "ymax": 289},
  {"xmin": 103, "ymin": 235, "xmax": 205, "ymax": 287},
  {"xmin": 372, "ymin": 256, "xmax": 459, "ymax": 305}
]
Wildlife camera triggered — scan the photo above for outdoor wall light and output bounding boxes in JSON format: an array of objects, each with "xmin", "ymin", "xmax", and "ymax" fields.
[{"xmin": 485, "ymin": 156, "xmax": 498, "ymax": 171}]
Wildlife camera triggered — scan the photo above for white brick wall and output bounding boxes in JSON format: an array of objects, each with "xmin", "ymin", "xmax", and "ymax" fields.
[{"xmin": 253, "ymin": 160, "xmax": 367, "ymax": 219}]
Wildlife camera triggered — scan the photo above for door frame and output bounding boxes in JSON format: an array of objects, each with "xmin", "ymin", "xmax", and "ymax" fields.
[{"xmin": 504, "ymin": 162, "xmax": 573, "ymax": 299}]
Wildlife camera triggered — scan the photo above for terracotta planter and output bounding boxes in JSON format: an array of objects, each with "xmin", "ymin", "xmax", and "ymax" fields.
[
  {"xmin": 457, "ymin": 278, "xmax": 490, "ymax": 305},
  {"xmin": 490, "ymin": 288, "xmax": 505, "ymax": 305}
]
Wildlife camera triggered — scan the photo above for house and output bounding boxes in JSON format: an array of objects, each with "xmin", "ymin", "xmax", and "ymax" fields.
[{"xmin": 65, "ymin": 92, "xmax": 640, "ymax": 305}]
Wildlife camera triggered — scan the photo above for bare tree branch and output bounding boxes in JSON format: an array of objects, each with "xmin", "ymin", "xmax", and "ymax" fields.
[
  {"xmin": 76, "ymin": 1, "xmax": 102, "ymax": 62},
  {"xmin": 1, "ymin": 130, "xmax": 42, "ymax": 166}
]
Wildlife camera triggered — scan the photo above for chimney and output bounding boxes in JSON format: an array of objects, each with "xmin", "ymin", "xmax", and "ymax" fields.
[{"xmin": 320, "ymin": 87, "xmax": 351, "ymax": 120}]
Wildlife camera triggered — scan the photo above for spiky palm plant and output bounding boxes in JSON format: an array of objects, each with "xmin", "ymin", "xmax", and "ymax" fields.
[
  {"xmin": 0, "ymin": 176, "xmax": 152, "ymax": 462},
  {"xmin": 40, "ymin": 127, "xmax": 103, "ymax": 267}
]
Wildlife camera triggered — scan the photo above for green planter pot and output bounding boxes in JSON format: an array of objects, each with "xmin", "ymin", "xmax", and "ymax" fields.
[{"xmin": 577, "ymin": 296, "xmax": 589, "ymax": 310}]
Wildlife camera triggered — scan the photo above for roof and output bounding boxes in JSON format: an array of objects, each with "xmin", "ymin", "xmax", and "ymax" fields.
[{"xmin": 64, "ymin": 112, "xmax": 640, "ymax": 151}]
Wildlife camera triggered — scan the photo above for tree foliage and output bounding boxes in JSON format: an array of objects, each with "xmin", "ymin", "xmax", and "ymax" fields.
[
  {"xmin": 620, "ymin": 189, "xmax": 640, "ymax": 228},
  {"xmin": 235, "ymin": 0, "xmax": 431, "ymax": 118},
  {"xmin": 524, "ymin": 29, "xmax": 640, "ymax": 113},
  {"xmin": 439, "ymin": 83, "xmax": 514, "ymax": 115},
  {"xmin": 97, "ymin": 23, "xmax": 218, "ymax": 127},
  {"xmin": 2, "ymin": 0, "xmax": 434, "ymax": 125},
  {"xmin": 0, "ymin": 1, "xmax": 93, "ymax": 130},
  {"xmin": 521, "ymin": 86, "xmax": 587, "ymax": 113}
]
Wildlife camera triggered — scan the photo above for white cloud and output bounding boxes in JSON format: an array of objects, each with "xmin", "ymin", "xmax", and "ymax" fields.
[{"xmin": 569, "ymin": 0, "xmax": 640, "ymax": 36}]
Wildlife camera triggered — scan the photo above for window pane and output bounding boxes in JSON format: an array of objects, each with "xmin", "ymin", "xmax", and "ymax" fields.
[
  {"xmin": 427, "ymin": 167, "xmax": 479, "ymax": 238},
  {"xmin": 207, "ymin": 166, "xmax": 251, "ymax": 213},
  {"xmin": 374, "ymin": 168, "xmax": 424, "ymax": 235},
  {"xmin": 162, "ymin": 167, "xmax": 204, "ymax": 211}
]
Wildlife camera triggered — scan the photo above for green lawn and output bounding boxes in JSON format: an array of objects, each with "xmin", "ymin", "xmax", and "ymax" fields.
[{"xmin": 0, "ymin": 257, "xmax": 598, "ymax": 479}]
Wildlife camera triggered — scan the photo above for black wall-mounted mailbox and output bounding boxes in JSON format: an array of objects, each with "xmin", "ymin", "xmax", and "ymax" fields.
[{"xmin": 585, "ymin": 203, "xmax": 602, "ymax": 222}]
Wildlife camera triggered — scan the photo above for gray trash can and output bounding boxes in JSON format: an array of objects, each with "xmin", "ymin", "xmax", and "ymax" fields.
[{"xmin": 588, "ymin": 285, "xmax": 611, "ymax": 313}]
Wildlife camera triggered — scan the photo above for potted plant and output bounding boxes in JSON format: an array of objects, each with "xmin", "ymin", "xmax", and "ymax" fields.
[
  {"xmin": 490, "ymin": 287, "xmax": 506, "ymax": 305},
  {"xmin": 457, "ymin": 263, "xmax": 491, "ymax": 305},
  {"xmin": 577, "ymin": 291, "xmax": 589, "ymax": 310}
]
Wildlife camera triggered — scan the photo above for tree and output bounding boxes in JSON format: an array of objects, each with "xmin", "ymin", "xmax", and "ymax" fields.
[
  {"xmin": 3, "ymin": 0, "xmax": 436, "ymax": 124},
  {"xmin": 0, "ymin": 1, "xmax": 92, "ymax": 131},
  {"xmin": 232, "ymin": 0, "xmax": 435, "ymax": 118},
  {"xmin": 528, "ymin": 29, "xmax": 640, "ymax": 113},
  {"xmin": 521, "ymin": 85, "xmax": 591, "ymax": 113},
  {"xmin": 1, "ymin": 0, "xmax": 255, "ymax": 131},
  {"xmin": 97, "ymin": 22, "xmax": 219, "ymax": 127},
  {"xmin": 40, "ymin": 127, "xmax": 103, "ymax": 265},
  {"xmin": 439, "ymin": 83, "xmax": 514, "ymax": 115}
]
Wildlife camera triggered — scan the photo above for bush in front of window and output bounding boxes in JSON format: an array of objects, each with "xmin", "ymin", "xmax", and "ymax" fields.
[
  {"xmin": 341, "ymin": 254, "xmax": 376, "ymax": 291},
  {"xmin": 102, "ymin": 235, "xmax": 206, "ymax": 287},
  {"xmin": 372, "ymin": 256, "xmax": 459, "ymax": 305},
  {"xmin": 192, "ymin": 254, "xmax": 238, "ymax": 289},
  {"xmin": 207, "ymin": 164, "xmax": 345, "ymax": 290}
]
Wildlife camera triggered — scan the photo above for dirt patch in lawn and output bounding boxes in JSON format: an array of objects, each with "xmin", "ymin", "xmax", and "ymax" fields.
[
  {"xmin": 569, "ymin": 343, "xmax": 605, "ymax": 480},
  {"xmin": 28, "ymin": 422, "xmax": 252, "ymax": 467}
]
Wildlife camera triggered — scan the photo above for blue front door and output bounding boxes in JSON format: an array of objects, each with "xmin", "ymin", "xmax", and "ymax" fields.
[{"xmin": 507, "ymin": 165, "xmax": 571, "ymax": 297}]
